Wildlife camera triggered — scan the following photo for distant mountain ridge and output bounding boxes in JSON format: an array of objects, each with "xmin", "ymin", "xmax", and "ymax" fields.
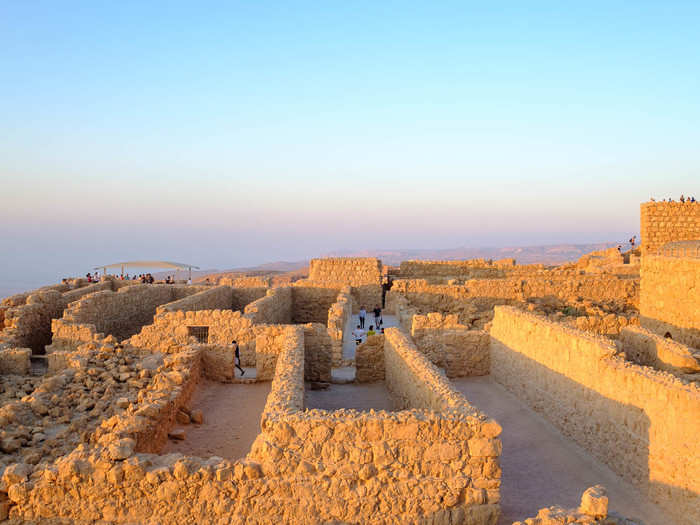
[{"xmin": 200, "ymin": 242, "xmax": 620, "ymax": 279}]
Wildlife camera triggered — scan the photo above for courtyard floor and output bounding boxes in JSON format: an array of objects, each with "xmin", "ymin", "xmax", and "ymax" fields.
[
  {"xmin": 305, "ymin": 382, "xmax": 395, "ymax": 411},
  {"xmin": 161, "ymin": 378, "xmax": 271, "ymax": 460}
]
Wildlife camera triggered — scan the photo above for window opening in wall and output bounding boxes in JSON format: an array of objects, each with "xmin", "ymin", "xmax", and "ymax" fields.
[
  {"xmin": 188, "ymin": 326, "xmax": 209, "ymax": 343},
  {"xmin": 664, "ymin": 332, "xmax": 673, "ymax": 339}
]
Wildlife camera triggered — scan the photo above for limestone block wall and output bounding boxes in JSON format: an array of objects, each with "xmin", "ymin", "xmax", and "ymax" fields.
[
  {"xmin": 307, "ymin": 257, "xmax": 383, "ymax": 312},
  {"xmin": 355, "ymin": 334, "xmax": 385, "ymax": 382},
  {"xmin": 490, "ymin": 306, "xmax": 700, "ymax": 525},
  {"xmin": 640, "ymin": 255, "xmax": 700, "ymax": 348},
  {"xmin": 385, "ymin": 291, "xmax": 418, "ymax": 331},
  {"xmin": 302, "ymin": 323, "xmax": 332, "ymax": 382},
  {"xmin": 128, "ymin": 309, "xmax": 258, "ymax": 366},
  {"xmin": 291, "ymin": 282, "xmax": 340, "ymax": 324},
  {"xmin": 0, "ymin": 348, "xmax": 31, "ymax": 375},
  {"xmin": 640, "ymin": 201, "xmax": 700, "ymax": 255},
  {"xmin": 400, "ymin": 260, "xmax": 505, "ymax": 279},
  {"xmin": 219, "ymin": 275, "xmax": 271, "ymax": 288},
  {"xmin": 571, "ymin": 312, "xmax": 638, "ymax": 338},
  {"xmin": 327, "ymin": 288, "xmax": 352, "ymax": 366},
  {"xmin": 231, "ymin": 286, "xmax": 268, "ymax": 311},
  {"xmin": 0, "ymin": 282, "xmax": 112, "ymax": 353},
  {"xmin": 620, "ymin": 325, "xmax": 700, "ymax": 375},
  {"xmin": 255, "ymin": 325, "xmax": 299, "ymax": 381},
  {"xmin": 244, "ymin": 287, "xmax": 293, "ymax": 324},
  {"xmin": 392, "ymin": 275, "xmax": 639, "ymax": 313},
  {"xmin": 61, "ymin": 285, "xmax": 196, "ymax": 341},
  {"xmin": 156, "ymin": 285, "xmax": 230, "ymax": 313},
  {"xmin": 411, "ymin": 313, "xmax": 490, "ymax": 377}
]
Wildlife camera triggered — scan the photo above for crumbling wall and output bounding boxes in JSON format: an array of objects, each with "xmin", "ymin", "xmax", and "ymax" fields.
[
  {"xmin": 255, "ymin": 325, "xmax": 297, "ymax": 381},
  {"xmin": 326, "ymin": 287, "xmax": 352, "ymax": 366},
  {"xmin": 0, "ymin": 348, "xmax": 31, "ymax": 375},
  {"xmin": 157, "ymin": 285, "xmax": 231, "ymax": 313},
  {"xmin": 490, "ymin": 306, "xmax": 700, "ymax": 525},
  {"xmin": 385, "ymin": 291, "xmax": 418, "ymax": 331},
  {"xmin": 411, "ymin": 313, "xmax": 490, "ymax": 377},
  {"xmin": 302, "ymin": 323, "xmax": 332, "ymax": 382},
  {"xmin": 244, "ymin": 287, "xmax": 292, "ymax": 324},
  {"xmin": 640, "ymin": 254, "xmax": 700, "ymax": 348},
  {"xmin": 355, "ymin": 334, "xmax": 385, "ymax": 382},
  {"xmin": 0, "ymin": 282, "xmax": 113, "ymax": 354},
  {"xmin": 61, "ymin": 285, "xmax": 192, "ymax": 341},
  {"xmin": 620, "ymin": 325, "xmax": 700, "ymax": 375},
  {"xmin": 640, "ymin": 201, "xmax": 700, "ymax": 255},
  {"xmin": 219, "ymin": 276, "xmax": 271, "ymax": 288}
]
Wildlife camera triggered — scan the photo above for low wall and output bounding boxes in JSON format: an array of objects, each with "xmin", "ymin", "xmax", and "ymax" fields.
[
  {"xmin": 0, "ymin": 348, "xmax": 31, "ymax": 375},
  {"xmin": 490, "ymin": 306, "xmax": 700, "ymax": 525},
  {"xmin": 640, "ymin": 255, "xmax": 700, "ymax": 348},
  {"xmin": 411, "ymin": 313, "xmax": 490, "ymax": 377},
  {"xmin": 157, "ymin": 285, "xmax": 231, "ymax": 313},
  {"xmin": 326, "ymin": 288, "xmax": 352, "ymax": 366},
  {"xmin": 255, "ymin": 325, "xmax": 300, "ymax": 381},
  {"xmin": 400, "ymin": 260, "xmax": 505, "ymax": 279},
  {"xmin": 620, "ymin": 325, "xmax": 700, "ymax": 375},
  {"xmin": 355, "ymin": 334, "xmax": 385, "ymax": 382},
  {"xmin": 244, "ymin": 287, "xmax": 293, "ymax": 324},
  {"xmin": 385, "ymin": 291, "xmax": 418, "ymax": 331}
]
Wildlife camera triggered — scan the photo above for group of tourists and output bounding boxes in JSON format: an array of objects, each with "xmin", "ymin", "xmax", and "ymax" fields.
[
  {"xmin": 650, "ymin": 195, "xmax": 696, "ymax": 203},
  {"xmin": 353, "ymin": 305, "xmax": 384, "ymax": 345}
]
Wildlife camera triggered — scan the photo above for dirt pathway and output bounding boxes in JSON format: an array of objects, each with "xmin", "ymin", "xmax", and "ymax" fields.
[{"xmin": 452, "ymin": 376, "xmax": 668, "ymax": 525}]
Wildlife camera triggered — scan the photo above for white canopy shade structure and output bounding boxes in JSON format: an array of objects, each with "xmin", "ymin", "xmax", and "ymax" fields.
[{"xmin": 93, "ymin": 261, "xmax": 200, "ymax": 280}]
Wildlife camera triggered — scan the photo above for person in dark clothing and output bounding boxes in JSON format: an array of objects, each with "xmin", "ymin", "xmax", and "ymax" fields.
[
  {"xmin": 232, "ymin": 340, "xmax": 244, "ymax": 376},
  {"xmin": 373, "ymin": 306, "xmax": 382, "ymax": 327}
]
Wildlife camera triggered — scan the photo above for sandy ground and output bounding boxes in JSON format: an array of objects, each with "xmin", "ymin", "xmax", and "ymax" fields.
[
  {"xmin": 161, "ymin": 379, "xmax": 270, "ymax": 460},
  {"xmin": 305, "ymin": 382, "xmax": 395, "ymax": 411},
  {"xmin": 452, "ymin": 376, "xmax": 668, "ymax": 525}
]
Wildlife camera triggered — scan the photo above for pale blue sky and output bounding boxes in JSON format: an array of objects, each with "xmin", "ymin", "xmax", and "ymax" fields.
[{"xmin": 0, "ymin": 1, "xmax": 698, "ymax": 290}]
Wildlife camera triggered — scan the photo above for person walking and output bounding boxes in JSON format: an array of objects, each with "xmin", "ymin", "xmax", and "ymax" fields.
[
  {"xmin": 373, "ymin": 305, "xmax": 382, "ymax": 328},
  {"xmin": 359, "ymin": 307, "xmax": 366, "ymax": 329},
  {"xmin": 232, "ymin": 340, "xmax": 245, "ymax": 376}
]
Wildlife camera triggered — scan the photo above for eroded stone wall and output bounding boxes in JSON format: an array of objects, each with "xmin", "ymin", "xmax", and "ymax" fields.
[
  {"xmin": 307, "ymin": 257, "xmax": 383, "ymax": 312},
  {"xmin": 0, "ymin": 348, "xmax": 30, "ymax": 375},
  {"xmin": 326, "ymin": 288, "xmax": 352, "ymax": 366},
  {"xmin": 640, "ymin": 201, "xmax": 700, "ymax": 255},
  {"xmin": 302, "ymin": 323, "xmax": 332, "ymax": 383},
  {"xmin": 411, "ymin": 313, "xmax": 490, "ymax": 377},
  {"xmin": 640, "ymin": 255, "xmax": 700, "ymax": 348},
  {"xmin": 291, "ymin": 283, "xmax": 340, "ymax": 324},
  {"xmin": 490, "ymin": 306, "xmax": 700, "ymax": 525}
]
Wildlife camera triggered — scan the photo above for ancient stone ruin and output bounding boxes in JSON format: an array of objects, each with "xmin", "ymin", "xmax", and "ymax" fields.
[{"xmin": 0, "ymin": 200, "xmax": 698, "ymax": 524}]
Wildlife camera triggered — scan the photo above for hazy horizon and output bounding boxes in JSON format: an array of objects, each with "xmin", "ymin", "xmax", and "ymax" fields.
[{"xmin": 1, "ymin": 2, "xmax": 697, "ymax": 294}]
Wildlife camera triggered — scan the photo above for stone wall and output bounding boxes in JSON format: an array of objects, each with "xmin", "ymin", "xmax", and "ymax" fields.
[
  {"xmin": 0, "ymin": 348, "xmax": 30, "ymax": 375},
  {"xmin": 60, "ymin": 285, "xmax": 198, "ymax": 341},
  {"xmin": 640, "ymin": 201, "xmax": 700, "ymax": 255},
  {"xmin": 385, "ymin": 291, "xmax": 418, "ymax": 331},
  {"xmin": 220, "ymin": 276, "xmax": 271, "ymax": 288},
  {"xmin": 307, "ymin": 257, "xmax": 383, "ymax": 312},
  {"xmin": 255, "ymin": 325, "xmax": 299, "ymax": 381},
  {"xmin": 231, "ymin": 286, "xmax": 268, "ymax": 312},
  {"xmin": 620, "ymin": 325, "xmax": 700, "ymax": 375},
  {"xmin": 490, "ymin": 306, "xmax": 700, "ymax": 525},
  {"xmin": 291, "ymin": 282, "xmax": 340, "ymax": 324},
  {"xmin": 640, "ymin": 254, "xmax": 700, "ymax": 348},
  {"xmin": 326, "ymin": 287, "xmax": 352, "ymax": 366},
  {"xmin": 411, "ymin": 313, "xmax": 490, "ymax": 377},
  {"xmin": 355, "ymin": 334, "xmax": 385, "ymax": 382},
  {"xmin": 391, "ymin": 274, "xmax": 639, "ymax": 313},
  {"xmin": 302, "ymin": 323, "xmax": 332, "ymax": 383},
  {"xmin": 400, "ymin": 260, "xmax": 505, "ymax": 279},
  {"xmin": 0, "ymin": 282, "xmax": 113, "ymax": 354},
  {"xmin": 157, "ymin": 285, "xmax": 231, "ymax": 313},
  {"xmin": 244, "ymin": 287, "xmax": 293, "ymax": 324}
]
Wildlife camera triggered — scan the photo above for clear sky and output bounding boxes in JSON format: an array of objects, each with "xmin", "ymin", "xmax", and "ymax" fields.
[{"xmin": 0, "ymin": 1, "xmax": 698, "ymax": 290}]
